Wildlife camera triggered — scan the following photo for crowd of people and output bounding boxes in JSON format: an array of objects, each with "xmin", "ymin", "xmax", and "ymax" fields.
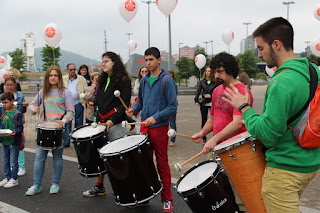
[{"xmin": 1, "ymin": 17, "xmax": 320, "ymax": 213}]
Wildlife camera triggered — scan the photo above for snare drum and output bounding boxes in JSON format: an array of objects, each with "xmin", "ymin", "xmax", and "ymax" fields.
[
  {"xmin": 214, "ymin": 131, "xmax": 267, "ymax": 213},
  {"xmin": 99, "ymin": 135, "xmax": 162, "ymax": 206},
  {"xmin": 36, "ymin": 121, "xmax": 64, "ymax": 150},
  {"xmin": 175, "ymin": 160, "xmax": 239, "ymax": 213},
  {"xmin": 71, "ymin": 125, "xmax": 107, "ymax": 177}
]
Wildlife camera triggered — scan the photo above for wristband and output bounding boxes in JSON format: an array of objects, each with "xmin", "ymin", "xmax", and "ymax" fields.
[{"xmin": 238, "ymin": 103, "xmax": 250, "ymax": 112}]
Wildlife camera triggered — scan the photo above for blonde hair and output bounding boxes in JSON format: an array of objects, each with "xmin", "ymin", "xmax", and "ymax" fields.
[
  {"xmin": 90, "ymin": 72, "xmax": 100, "ymax": 80},
  {"xmin": 8, "ymin": 68, "xmax": 21, "ymax": 79},
  {"xmin": 43, "ymin": 66, "xmax": 65, "ymax": 99}
]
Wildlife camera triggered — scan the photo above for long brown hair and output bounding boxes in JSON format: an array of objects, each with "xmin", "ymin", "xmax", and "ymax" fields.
[
  {"xmin": 43, "ymin": 66, "xmax": 65, "ymax": 99},
  {"xmin": 201, "ymin": 66, "xmax": 215, "ymax": 82},
  {"xmin": 137, "ymin": 66, "xmax": 148, "ymax": 82}
]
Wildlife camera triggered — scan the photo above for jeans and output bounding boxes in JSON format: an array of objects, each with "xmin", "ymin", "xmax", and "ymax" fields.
[
  {"xmin": 200, "ymin": 106, "xmax": 211, "ymax": 141},
  {"xmin": 169, "ymin": 112, "xmax": 177, "ymax": 143},
  {"xmin": 18, "ymin": 150, "xmax": 25, "ymax": 169},
  {"xmin": 66, "ymin": 103, "xmax": 84, "ymax": 146},
  {"xmin": 2, "ymin": 145, "xmax": 20, "ymax": 180},
  {"xmin": 33, "ymin": 129, "xmax": 68, "ymax": 186}
]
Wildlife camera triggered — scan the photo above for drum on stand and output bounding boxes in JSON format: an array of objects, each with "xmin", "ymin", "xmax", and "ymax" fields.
[
  {"xmin": 36, "ymin": 121, "xmax": 64, "ymax": 150},
  {"xmin": 175, "ymin": 159, "xmax": 239, "ymax": 213},
  {"xmin": 99, "ymin": 135, "xmax": 162, "ymax": 206},
  {"xmin": 71, "ymin": 124, "xmax": 108, "ymax": 177},
  {"xmin": 214, "ymin": 131, "xmax": 267, "ymax": 213}
]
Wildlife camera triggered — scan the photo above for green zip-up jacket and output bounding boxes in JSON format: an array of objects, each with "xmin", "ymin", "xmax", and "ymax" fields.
[{"xmin": 243, "ymin": 58, "xmax": 320, "ymax": 173}]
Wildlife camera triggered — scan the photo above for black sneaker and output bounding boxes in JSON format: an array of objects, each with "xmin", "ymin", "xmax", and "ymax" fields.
[{"xmin": 83, "ymin": 186, "xmax": 106, "ymax": 197}]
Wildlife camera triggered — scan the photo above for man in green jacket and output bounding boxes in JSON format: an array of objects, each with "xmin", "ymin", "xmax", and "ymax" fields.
[{"xmin": 223, "ymin": 17, "xmax": 320, "ymax": 213}]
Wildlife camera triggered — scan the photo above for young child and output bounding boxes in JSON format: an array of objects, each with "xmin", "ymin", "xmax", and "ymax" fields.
[
  {"xmin": 0, "ymin": 92, "xmax": 23, "ymax": 188},
  {"xmin": 85, "ymin": 72, "xmax": 100, "ymax": 124},
  {"xmin": 4, "ymin": 76, "xmax": 28, "ymax": 176}
]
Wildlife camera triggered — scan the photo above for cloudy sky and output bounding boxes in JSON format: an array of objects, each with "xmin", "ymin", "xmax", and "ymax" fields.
[{"xmin": 1, "ymin": 0, "xmax": 319, "ymax": 63}]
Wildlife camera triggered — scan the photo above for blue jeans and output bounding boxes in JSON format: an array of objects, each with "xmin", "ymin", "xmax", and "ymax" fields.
[
  {"xmin": 66, "ymin": 103, "xmax": 84, "ymax": 146},
  {"xmin": 2, "ymin": 145, "xmax": 20, "ymax": 180},
  {"xmin": 33, "ymin": 129, "xmax": 68, "ymax": 186},
  {"xmin": 169, "ymin": 112, "xmax": 177, "ymax": 143}
]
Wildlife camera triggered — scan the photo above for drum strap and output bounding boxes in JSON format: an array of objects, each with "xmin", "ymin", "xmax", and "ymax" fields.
[{"xmin": 98, "ymin": 107, "xmax": 118, "ymax": 123}]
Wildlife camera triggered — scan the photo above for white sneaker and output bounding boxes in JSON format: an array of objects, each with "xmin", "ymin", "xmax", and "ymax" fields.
[
  {"xmin": 0, "ymin": 178, "xmax": 8, "ymax": 187},
  {"xmin": 4, "ymin": 178, "xmax": 18, "ymax": 188},
  {"xmin": 18, "ymin": 168, "xmax": 26, "ymax": 176}
]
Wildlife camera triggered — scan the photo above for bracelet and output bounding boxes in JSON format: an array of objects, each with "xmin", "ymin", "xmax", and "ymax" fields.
[{"xmin": 238, "ymin": 103, "xmax": 250, "ymax": 113}]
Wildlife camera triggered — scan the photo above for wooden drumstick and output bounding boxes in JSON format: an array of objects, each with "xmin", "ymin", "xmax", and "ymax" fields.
[
  {"xmin": 114, "ymin": 90, "xmax": 129, "ymax": 111},
  {"xmin": 167, "ymin": 129, "xmax": 193, "ymax": 139},
  {"xmin": 174, "ymin": 151, "xmax": 204, "ymax": 171},
  {"xmin": 121, "ymin": 121, "xmax": 146, "ymax": 128}
]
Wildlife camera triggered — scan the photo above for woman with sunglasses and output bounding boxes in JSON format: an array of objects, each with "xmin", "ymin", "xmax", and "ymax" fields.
[
  {"xmin": 133, "ymin": 66, "xmax": 148, "ymax": 95},
  {"xmin": 83, "ymin": 52, "xmax": 131, "ymax": 197}
]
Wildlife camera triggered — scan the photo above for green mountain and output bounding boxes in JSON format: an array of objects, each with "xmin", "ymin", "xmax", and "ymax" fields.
[{"xmin": 2, "ymin": 48, "xmax": 100, "ymax": 71}]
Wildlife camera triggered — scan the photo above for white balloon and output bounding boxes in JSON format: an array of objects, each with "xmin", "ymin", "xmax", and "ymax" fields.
[
  {"xmin": 221, "ymin": 28, "xmax": 234, "ymax": 45},
  {"xmin": 0, "ymin": 69, "xmax": 8, "ymax": 83},
  {"xmin": 128, "ymin": 40, "xmax": 137, "ymax": 52},
  {"xmin": 310, "ymin": 38, "xmax": 320, "ymax": 57},
  {"xmin": 0, "ymin": 56, "xmax": 6, "ymax": 69},
  {"xmin": 119, "ymin": 0, "xmax": 138, "ymax": 22},
  {"xmin": 195, "ymin": 54, "xmax": 206, "ymax": 69},
  {"xmin": 314, "ymin": 5, "xmax": 320, "ymax": 21},
  {"xmin": 156, "ymin": 0, "xmax": 178, "ymax": 16},
  {"xmin": 265, "ymin": 65, "xmax": 277, "ymax": 77},
  {"xmin": 43, "ymin": 23, "xmax": 62, "ymax": 47}
]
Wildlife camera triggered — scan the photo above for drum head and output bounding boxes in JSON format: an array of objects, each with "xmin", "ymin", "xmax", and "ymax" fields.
[
  {"xmin": 177, "ymin": 161, "xmax": 218, "ymax": 193},
  {"xmin": 71, "ymin": 125, "xmax": 106, "ymax": 139},
  {"xmin": 214, "ymin": 131, "xmax": 252, "ymax": 153},
  {"xmin": 38, "ymin": 121, "xmax": 63, "ymax": 129},
  {"xmin": 99, "ymin": 135, "xmax": 146, "ymax": 156}
]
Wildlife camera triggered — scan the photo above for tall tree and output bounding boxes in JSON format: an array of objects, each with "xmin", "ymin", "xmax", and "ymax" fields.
[
  {"xmin": 41, "ymin": 44, "xmax": 61, "ymax": 70},
  {"xmin": 176, "ymin": 56, "xmax": 194, "ymax": 86},
  {"xmin": 8, "ymin": 48, "xmax": 26, "ymax": 70},
  {"xmin": 237, "ymin": 50, "xmax": 259, "ymax": 78}
]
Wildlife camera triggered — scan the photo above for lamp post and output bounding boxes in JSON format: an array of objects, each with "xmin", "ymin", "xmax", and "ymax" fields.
[
  {"xmin": 210, "ymin": 40, "xmax": 213, "ymax": 57},
  {"xmin": 283, "ymin": 1, "xmax": 295, "ymax": 21},
  {"xmin": 168, "ymin": 15, "xmax": 172, "ymax": 71},
  {"xmin": 305, "ymin": 41, "xmax": 311, "ymax": 57},
  {"xmin": 142, "ymin": 1, "xmax": 155, "ymax": 48},
  {"xmin": 203, "ymin": 41, "xmax": 209, "ymax": 54},
  {"xmin": 243, "ymin": 22, "xmax": 252, "ymax": 52},
  {"xmin": 178, "ymin": 42, "xmax": 183, "ymax": 59},
  {"xmin": 125, "ymin": 32, "xmax": 133, "ymax": 66}
]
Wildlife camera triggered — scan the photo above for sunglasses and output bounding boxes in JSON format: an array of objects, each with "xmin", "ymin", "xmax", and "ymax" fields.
[
  {"xmin": 69, "ymin": 69, "xmax": 76, "ymax": 71},
  {"xmin": 141, "ymin": 70, "xmax": 148, "ymax": 73}
]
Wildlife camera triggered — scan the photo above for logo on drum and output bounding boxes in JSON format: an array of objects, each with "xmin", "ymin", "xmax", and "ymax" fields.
[{"xmin": 211, "ymin": 198, "xmax": 227, "ymax": 210}]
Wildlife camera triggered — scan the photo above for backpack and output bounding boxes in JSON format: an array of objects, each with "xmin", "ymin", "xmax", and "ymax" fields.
[{"xmin": 287, "ymin": 63, "xmax": 320, "ymax": 149}]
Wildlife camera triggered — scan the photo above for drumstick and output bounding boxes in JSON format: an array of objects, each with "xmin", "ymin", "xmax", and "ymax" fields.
[
  {"xmin": 121, "ymin": 120, "xmax": 146, "ymax": 128},
  {"xmin": 114, "ymin": 90, "xmax": 129, "ymax": 111},
  {"xmin": 174, "ymin": 151, "xmax": 204, "ymax": 171},
  {"xmin": 167, "ymin": 129, "xmax": 193, "ymax": 140},
  {"xmin": 79, "ymin": 93, "xmax": 90, "ymax": 105}
]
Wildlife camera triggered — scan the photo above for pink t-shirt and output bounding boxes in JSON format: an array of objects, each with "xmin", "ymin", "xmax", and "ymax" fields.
[{"xmin": 210, "ymin": 83, "xmax": 253, "ymax": 142}]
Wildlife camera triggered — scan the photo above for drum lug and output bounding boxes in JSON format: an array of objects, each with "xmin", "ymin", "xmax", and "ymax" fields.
[
  {"xmin": 150, "ymin": 186, "xmax": 155, "ymax": 195},
  {"xmin": 132, "ymin": 193, "xmax": 138, "ymax": 205},
  {"xmin": 77, "ymin": 142, "xmax": 80, "ymax": 146},
  {"xmin": 196, "ymin": 188, "xmax": 204, "ymax": 198},
  {"xmin": 54, "ymin": 131, "xmax": 56, "ymax": 136},
  {"xmin": 40, "ymin": 141, "xmax": 42, "ymax": 145},
  {"xmin": 115, "ymin": 195, "xmax": 120, "ymax": 205},
  {"xmin": 118, "ymin": 152, "xmax": 124, "ymax": 161},
  {"xmin": 227, "ymin": 150, "xmax": 236, "ymax": 160},
  {"xmin": 213, "ymin": 179, "xmax": 219, "ymax": 187},
  {"xmin": 98, "ymin": 166, "xmax": 100, "ymax": 172},
  {"xmin": 138, "ymin": 148, "xmax": 142, "ymax": 154},
  {"xmin": 250, "ymin": 142, "xmax": 257, "ymax": 152},
  {"xmin": 91, "ymin": 140, "xmax": 94, "ymax": 144}
]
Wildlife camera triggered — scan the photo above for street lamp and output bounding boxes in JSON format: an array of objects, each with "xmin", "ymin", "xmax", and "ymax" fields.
[
  {"xmin": 178, "ymin": 42, "xmax": 183, "ymax": 59},
  {"xmin": 210, "ymin": 40, "xmax": 213, "ymax": 57},
  {"xmin": 142, "ymin": 1, "xmax": 155, "ymax": 48},
  {"xmin": 283, "ymin": 1, "xmax": 295, "ymax": 21},
  {"xmin": 305, "ymin": 41, "xmax": 311, "ymax": 57},
  {"xmin": 203, "ymin": 41, "xmax": 209, "ymax": 54},
  {"xmin": 243, "ymin": 22, "xmax": 252, "ymax": 52},
  {"xmin": 125, "ymin": 32, "xmax": 133, "ymax": 61}
]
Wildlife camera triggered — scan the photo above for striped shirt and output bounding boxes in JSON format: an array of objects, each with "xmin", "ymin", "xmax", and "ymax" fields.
[{"xmin": 29, "ymin": 89, "xmax": 75, "ymax": 123}]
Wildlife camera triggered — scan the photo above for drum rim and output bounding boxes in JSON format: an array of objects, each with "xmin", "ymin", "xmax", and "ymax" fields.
[
  {"xmin": 37, "ymin": 122, "xmax": 64, "ymax": 130},
  {"xmin": 213, "ymin": 136, "xmax": 255, "ymax": 154},
  {"xmin": 99, "ymin": 135, "xmax": 148, "ymax": 157},
  {"xmin": 175, "ymin": 159, "xmax": 220, "ymax": 196},
  {"xmin": 70, "ymin": 124, "xmax": 107, "ymax": 141}
]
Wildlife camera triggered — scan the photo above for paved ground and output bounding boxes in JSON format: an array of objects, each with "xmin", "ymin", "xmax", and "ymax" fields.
[{"xmin": 0, "ymin": 85, "xmax": 319, "ymax": 213}]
